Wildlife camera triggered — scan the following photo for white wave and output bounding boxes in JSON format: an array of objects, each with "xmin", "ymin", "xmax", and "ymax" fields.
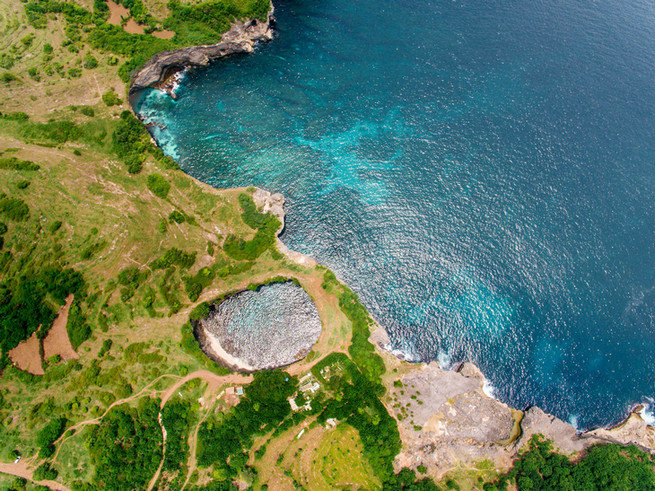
[
  {"xmin": 568, "ymin": 414, "xmax": 580, "ymax": 430},
  {"xmin": 638, "ymin": 399, "xmax": 655, "ymax": 427},
  {"xmin": 437, "ymin": 349, "xmax": 452, "ymax": 369},
  {"xmin": 482, "ymin": 378, "xmax": 496, "ymax": 399}
]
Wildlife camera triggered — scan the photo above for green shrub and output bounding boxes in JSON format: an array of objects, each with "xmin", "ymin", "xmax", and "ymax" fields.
[
  {"xmin": 67, "ymin": 300, "xmax": 91, "ymax": 349},
  {"xmin": 146, "ymin": 173, "xmax": 170, "ymax": 199},
  {"xmin": 223, "ymin": 194, "xmax": 281, "ymax": 260},
  {"xmin": 102, "ymin": 89, "xmax": 122, "ymax": 106},
  {"xmin": 0, "ymin": 157, "xmax": 40, "ymax": 171},
  {"xmin": 83, "ymin": 53, "xmax": 98, "ymax": 69},
  {"xmin": 36, "ymin": 417, "xmax": 67, "ymax": 458},
  {"xmin": 112, "ymin": 111, "xmax": 148, "ymax": 173},
  {"xmin": 168, "ymin": 210, "xmax": 184, "ymax": 223},
  {"xmin": 43, "ymin": 43, "xmax": 53, "ymax": 54},
  {"xmin": 33, "ymin": 463, "xmax": 58, "ymax": 481},
  {"xmin": 151, "ymin": 247, "xmax": 195, "ymax": 270},
  {"xmin": 1, "ymin": 111, "xmax": 29, "ymax": 121},
  {"xmin": 80, "ymin": 106, "xmax": 95, "ymax": 117},
  {"xmin": 27, "ymin": 67, "xmax": 40, "ymax": 81},
  {"xmin": 16, "ymin": 180, "xmax": 30, "ymax": 190},
  {"xmin": 1, "ymin": 72, "xmax": 19, "ymax": 83},
  {"xmin": 49, "ymin": 220, "xmax": 63, "ymax": 233},
  {"xmin": 0, "ymin": 197, "xmax": 29, "ymax": 221},
  {"xmin": 189, "ymin": 302, "xmax": 210, "ymax": 321},
  {"xmin": 0, "ymin": 222, "xmax": 7, "ymax": 235},
  {"xmin": 68, "ymin": 68, "xmax": 82, "ymax": 78}
]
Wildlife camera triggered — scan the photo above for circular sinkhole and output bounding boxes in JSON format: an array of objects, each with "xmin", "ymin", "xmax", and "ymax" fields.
[{"xmin": 196, "ymin": 281, "xmax": 322, "ymax": 371}]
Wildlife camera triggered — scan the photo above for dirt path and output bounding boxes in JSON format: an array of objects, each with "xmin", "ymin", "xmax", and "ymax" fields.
[
  {"xmin": 181, "ymin": 402, "xmax": 214, "ymax": 490},
  {"xmin": 146, "ymin": 412, "xmax": 168, "ymax": 491},
  {"xmin": 145, "ymin": 371, "xmax": 251, "ymax": 491},
  {"xmin": 0, "ymin": 459, "xmax": 70, "ymax": 491},
  {"xmin": 53, "ymin": 373, "xmax": 180, "ymax": 460},
  {"xmin": 43, "ymin": 294, "xmax": 78, "ymax": 361}
]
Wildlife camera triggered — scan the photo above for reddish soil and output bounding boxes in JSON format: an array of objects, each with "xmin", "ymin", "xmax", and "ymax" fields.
[
  {"xmin": 124, "ymin": 18, "xmax": 145, "ymax": 34},
  {"xmin": 107, "ymin": 0, "xmax": 129, "ymax": 25},
  {"xmin": 43, "ymin": 294, "xmax": 78, "ymax": 362},
  {"xmin": 8, "ymin": 331, "xmax": 43, "ymax": 375},
  {"xmin": 0, "ymin": 459, "xmax": 70, "ymax": 491},
  {"xmin": 153, "ymin": 30, "xmax": 175, "ymax": 39}
]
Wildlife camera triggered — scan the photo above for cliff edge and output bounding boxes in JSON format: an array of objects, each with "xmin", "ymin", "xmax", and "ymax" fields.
[{"xmin": 129, "ymin": 6, "xmax": 275, "ymax": 94}]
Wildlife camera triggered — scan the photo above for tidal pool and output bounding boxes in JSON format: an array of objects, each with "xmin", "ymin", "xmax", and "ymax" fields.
[{"xmin": 198, "ymin": 282, "xmax": 321, "ymax": 370}]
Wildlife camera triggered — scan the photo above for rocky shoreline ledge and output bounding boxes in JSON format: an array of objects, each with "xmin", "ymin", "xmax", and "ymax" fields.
[
  {"xmin": 370, "ymin": 323, "xmax": 655, "ymax": 477},
  {"xmin": 129, "ymin": 4, "xmax": 275, "ymax": 95}
]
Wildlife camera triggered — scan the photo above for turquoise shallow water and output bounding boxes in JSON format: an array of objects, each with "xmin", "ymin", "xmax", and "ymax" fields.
[{"xmin": 136, "ymin": 0, "xmax": 655, "ymax": 429}]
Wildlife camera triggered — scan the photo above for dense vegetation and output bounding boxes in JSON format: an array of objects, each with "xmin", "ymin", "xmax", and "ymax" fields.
[
  {"xmin": 223, "ymin": 193, "xmax": 281, "ymax": 260},
  {"xmin": 66, "ymin": 299, "xmax": 92, "ymax": 350},
  {"xmin": 88, "ymin": 398, "xmax": 163, "ymax": 489},
  {"xmin": 0, "ymin": 267, "xmax": 85, "ymax": 356},
  {"xmin": 488, "ymin": 435, "xmax": 655, "ymax": 490},
  {"xmin": 197, "ymin": 370, "xmax": 297, "ymax": 481},
  {"xmin": 26, "ymin": 0, "xmax": 270, "ymax": 84},
  {"xmin": 312, "ymin": 353, "xmax": 400, "ymax": 483}
]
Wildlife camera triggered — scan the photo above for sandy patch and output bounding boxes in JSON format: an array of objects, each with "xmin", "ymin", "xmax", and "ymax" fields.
[
  {"xmin": 107, "ymin": 0, "xmax": 129, "ymax": 25},
  {"xmin": 124, "ymin": 18, "xmax": 145, "ymax": 35},
  {"xmin": 153, "ymin": 30, "xmax": 176, "ymax": 39},
  {"xmin": 8, "ymin": 331, "xmax": 43, "ymax": 375},
  {"xmin": 200, "ymin": 328, "xmax": 254, "ymax": 371},
  {"xmin": 43, "ymin": 294, "xmax": 79, "ymax": 361}
]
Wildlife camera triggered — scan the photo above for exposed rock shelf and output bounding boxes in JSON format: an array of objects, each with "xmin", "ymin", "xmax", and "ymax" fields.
[{"xmin": 372, "ymin": 324, "xmax": 655, "ymax": 478}]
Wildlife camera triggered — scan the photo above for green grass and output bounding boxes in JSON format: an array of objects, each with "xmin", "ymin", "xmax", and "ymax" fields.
[{"xmin": 312, "ymin": 424, "xmax": 381, "ymax": 489}]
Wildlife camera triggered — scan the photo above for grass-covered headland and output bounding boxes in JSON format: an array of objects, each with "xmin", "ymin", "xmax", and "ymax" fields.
[{"xmin": 0, "ymin": 0, "xmax": 654, "ymax": 489}]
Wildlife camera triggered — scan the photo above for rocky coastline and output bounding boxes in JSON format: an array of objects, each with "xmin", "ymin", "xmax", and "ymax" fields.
[
  {"xmin": 126, "ymin": 1, "xmax": 655, "ymax": 476},
  {"xmin": 370, "ymin": 322, "xmax": 655, "ymax": 477},
  {"xmin": 129, "ymin": 4, "xmax": 275, "ymax": 95}
]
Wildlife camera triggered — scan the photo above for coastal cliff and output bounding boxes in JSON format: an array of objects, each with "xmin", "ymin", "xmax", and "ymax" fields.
[
  {"xmin": 129, "ymin": 5, "xmax": 275, "ymax": 94},
  {"xmin": 370, "ymin": 324, "xmax": 655, "ymax": 478}
]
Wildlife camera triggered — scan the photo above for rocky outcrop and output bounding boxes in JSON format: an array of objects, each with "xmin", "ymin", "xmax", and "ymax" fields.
[
  {"xmin": 252, "ymin": 188, "xmax": 317, "ymax": 267},
  {"xmin": 376, "ymin": 325, "xmax": 655, "ymax": 479},
  {"xmin": 129, "ymin": 6, "xmax": 275, "ymax": 94},
  {"xmin": 390, "ymin": 361, "xmax": 518, "ymax": 477}
]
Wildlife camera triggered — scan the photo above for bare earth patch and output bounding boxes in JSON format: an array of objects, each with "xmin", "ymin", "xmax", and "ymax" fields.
[
  {"xmin": 43, "ymin": 294, "xmax": 79, "ymax": 361},
  {"xmin": 107, "ymin": 0, "xmax": 129, "ymax": 25},
  {"xmin": 124, "ymin": 18, "xmax": 145, "ymax": 34},
  {"xmin": 153, "ymin": 29, "xmax": 175, "ymax": 39},
  {"xmin": 8, "ymin": 331, "xmax": 43, "ymax": 375}
]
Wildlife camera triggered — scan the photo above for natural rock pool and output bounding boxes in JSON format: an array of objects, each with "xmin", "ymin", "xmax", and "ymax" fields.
[{"xmin": 197, "ymin": 282, "xmax": 322, "ymax": 371}]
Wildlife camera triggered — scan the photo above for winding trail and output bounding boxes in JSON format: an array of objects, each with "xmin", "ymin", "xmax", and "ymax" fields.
[
  {"xmin": 0, "ymin": 458, "xmax": 70, "ymax": 491},
  {"xmin": 146, "ymin": 371, "xmax": 252, "ymax": 491},
  {"xmin": 1, "ymin": 371, "xmax": 251, "ymax": 490}
]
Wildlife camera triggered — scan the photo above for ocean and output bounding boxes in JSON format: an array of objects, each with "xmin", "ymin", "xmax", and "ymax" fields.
[{"xmin": 135, "ymin": 0, "xmax": 655, "ymax": 429}]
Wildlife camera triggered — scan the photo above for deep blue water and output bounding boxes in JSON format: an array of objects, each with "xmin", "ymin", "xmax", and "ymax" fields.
[{"xmin": 136, "ymin": 0, "xmax": 655, "ymax": 429}]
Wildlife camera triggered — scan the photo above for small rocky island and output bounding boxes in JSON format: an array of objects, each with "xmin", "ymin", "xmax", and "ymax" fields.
[{"xmin": 197, "ymin": 282, "xmax": 322, "ymax": 371}]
